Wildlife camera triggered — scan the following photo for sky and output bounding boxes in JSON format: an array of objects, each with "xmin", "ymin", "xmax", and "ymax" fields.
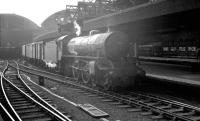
[{"xmin": 0, "ymin": 0, "xmax": 78, "ymax": 26}]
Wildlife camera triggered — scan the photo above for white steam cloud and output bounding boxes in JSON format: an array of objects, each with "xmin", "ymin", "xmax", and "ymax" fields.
[{"xmin": 73, "ymin": 20, "xmax": 81, "ymax": 36}]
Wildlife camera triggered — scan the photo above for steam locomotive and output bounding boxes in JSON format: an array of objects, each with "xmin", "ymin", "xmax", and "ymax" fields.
[{"xmin": 22, "ymin": 31, "xmax": 145, "ymax": 90}]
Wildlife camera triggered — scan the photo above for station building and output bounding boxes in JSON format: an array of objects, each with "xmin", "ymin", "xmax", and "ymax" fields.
[{"xmin": 0, "ymin": 14, "xmax": 39, "ymax": 47}]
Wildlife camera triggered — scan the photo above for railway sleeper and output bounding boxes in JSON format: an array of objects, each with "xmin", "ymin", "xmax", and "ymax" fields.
[
  {"xmin": 6, "ymin": 92, "xmax": 22, "ymax": 96},
  {"xmin": 8, "ymin": 95, "xmax": 23, "ymax": 99},
  {"xmin": 146, "ymin": 102, "xmax": 160, "ymax": 106},
  {"xmin": 5, "ymin": 89, "xmax": 19, "ymax": 93},
  {"xmin": 151, "ymin": 115, "xmax": 164, "ymax": 120},
  {"xmin": 157, "ymin": 105, "xmax": 172, "ymax": 109},
  {"xmin": 87, "ymin": 94, "xmax": 98, "ymax": 97},
  {"xmin": 16, "ymin": 107, "xmax": 40, "ymax": 114},
  {"xmin": 166, "ymin": 107, "xmax": 184, "ymax": 113},
  {"xmin": 14, "ymin": 105, "xmax": 36, "ymax": 110},
  {"xmin": 41, "ymin": 97, "xmax": 50, "ymax": 100},
  {"xmin": 117, "ymin": 104, "xmax": 132, "ymax": 108},
  {"xmin": 140, "ymin": 111, "xmax": 153, "ymax": 116},
  {"xmin": 34, "ymin": 90, "xmax": 44, "ymax": 93},
  {"xmin": 101, "ymin": 99, "xmax": 114, "ymax": 102},
  {"xmin": 141, "ymin": 99, "xmax": 152, "ymax": 103},
  {"xmin": 176, "ymin": 111, "xmax": 195, "ymax": 116},
  {"xmin": 4, "ymin": 87, "xmax": 14, "ymax": 90},
  {"xmin": 11, "ymin": 100, "xmax": 30, "ymax": 105},
  {"xmin": 45, "ymin": 100, "xmax": 53, "ymax": 104},
  {"xmin": 10, "ymin": 98, "xmax": 27, "ymax": 102},
  {"xmin": 13, "ymin": 102, "xmax": 34, "ymax": 107},
  {"xmin": 97, "ymin": 96, "xmax": 106, "ymax": 99},
  {"xmin": 20, "ymin": 112, "xmax": 51, "ymax": 120},
  {"xmin": 11, "ymin": 82, "xmax": 23, "ymax": 85},
  {"xmin": 190, "ymin": 116, "xmax": 200, "ymax": 121},
  {"xmin": 82, "ymin": 92, "xmax": 92, "ymax": 95},
  {"xmin": 43, "ymin": 98, "xmax": 52, "ymax": 102},
  {"xmin": 7, "ymin": 77, "xmax": 18, "ymax": 80},
  {"xmin": 127, "ymin": 108, "xmax": 142, "ymax": 112},
  {"xmin": 35, "ymin": 92, "xmax": 44, "ymax": 96},
  {"xmin": 109, "ymin": 102, "xmax": 122, "ymax": 105}
]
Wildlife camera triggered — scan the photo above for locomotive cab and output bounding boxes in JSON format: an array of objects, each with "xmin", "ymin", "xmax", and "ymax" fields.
[{"xmin": 95, "ymin": 57, "xmax": 145, "ymax": 90}]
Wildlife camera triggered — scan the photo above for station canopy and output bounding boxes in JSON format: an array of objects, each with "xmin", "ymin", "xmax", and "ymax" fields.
[{"xmin": 33, "ymin": 31, "xmax": 62, "ymax": 42}]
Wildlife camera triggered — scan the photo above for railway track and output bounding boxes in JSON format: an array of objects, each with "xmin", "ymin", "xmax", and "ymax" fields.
[
  {"xmin": 0, "ymin": 60, "xmax": 6, "ymax": 72},
  {"xmin": 0, "ymin": 61, "xmax": 72, "ymax": 121},
  {"xmin": 0, "ymin": 102, "xmax": 15, "ymax": 121},
  {"xmin": 15, "ymin": 61, "xmax": 200, "ymax": 121},
  {"xmin": 0, "ymin": 60, "xmax": 15, "ymax": 121}
]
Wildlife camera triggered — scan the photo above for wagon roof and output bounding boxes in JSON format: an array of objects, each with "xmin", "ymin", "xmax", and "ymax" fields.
[{"xmin": 33, "ymin": 30, "xmax": 62, "ymax": 42}]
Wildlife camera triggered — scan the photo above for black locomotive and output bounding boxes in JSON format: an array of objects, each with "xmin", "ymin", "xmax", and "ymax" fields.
[{"xmin": 22, "ymin": 31, "xmax": 145, "ymax": 90}]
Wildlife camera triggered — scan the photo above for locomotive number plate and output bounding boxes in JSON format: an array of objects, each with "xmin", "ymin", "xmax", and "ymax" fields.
[{"xmin": 78, "ymin": 103, "xmax": 109, "ymax": 118}]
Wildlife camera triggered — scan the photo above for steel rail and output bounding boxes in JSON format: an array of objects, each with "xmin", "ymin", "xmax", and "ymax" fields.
[
  {"xmin": 12, "ymin": 61, "xmax": 72, "ymax": 121},
  {"xmin": 128, "ymin": 91, "xmax": 200, "ymax": 111},
  {"xmin": 16, "ymin": 62, "xmax": 73, "ymax": 80},
  {"xmin": 2, "ymin": 75, "xmax": 68, "ymax": 121},
  {"xmin": 0, "ymin": 103, "xmax": 15, "ymax": 121},
  {"xmin": 63, "ymin": 83, "xmax": 196, "ymax": 121},
  {"xmin": 1, "ymin": 61, "xmax": 22, "ymax": 121},
  {"xmin": 2, "ymin": 62, "xmax": 69, "ymax": 121},
  {"xmin": 0, "ymin": 66, "xmax": 15, "ymax": 121},
  {"xmin": 16, "ymin": 61, "xmax": 200, "ymax": 121}
]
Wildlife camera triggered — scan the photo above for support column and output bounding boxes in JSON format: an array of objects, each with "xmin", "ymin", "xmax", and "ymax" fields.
[{"xmin": 134, "ymin": 42, "xmax": 138, "ymax": 58}]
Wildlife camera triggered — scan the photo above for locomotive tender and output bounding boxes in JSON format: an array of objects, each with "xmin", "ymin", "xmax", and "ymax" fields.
[{"xmin": 22, "ymin": 31, "xmax": 145, "ymax": 90}]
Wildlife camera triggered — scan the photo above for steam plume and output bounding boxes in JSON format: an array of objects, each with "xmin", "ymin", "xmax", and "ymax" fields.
[{"xmin": 73, "ymin": 20, "xmax": 81, "ymax": 36}]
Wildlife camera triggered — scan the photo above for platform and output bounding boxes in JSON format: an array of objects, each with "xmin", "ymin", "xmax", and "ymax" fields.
[
  {"xmin": 139, "ymin": 56, "xmax": 199, "ymax": 64},
  {"xmin": 141, "ymin": 61, "xmax": 200, "ymax": 87}
]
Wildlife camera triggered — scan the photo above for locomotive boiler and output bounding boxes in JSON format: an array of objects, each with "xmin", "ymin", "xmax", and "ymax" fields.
[
  {"xmin": 68, "ymin": 32, "xmax": 129, "ymax": 59},
  {"xmin": 65, "ymin": 32, "xmax": 145, "ymax": 90}
]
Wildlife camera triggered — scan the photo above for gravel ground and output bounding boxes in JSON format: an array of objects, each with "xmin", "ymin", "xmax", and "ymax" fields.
[
  {"xmin": 21, "ymin": 73, "xmax": 154, "ymax": 121},
  {"xmin": 21, "ymin": 74, "xmax": 97, "ymax": 121},
  {"xmin": 18, "ymin": 60, "xmax": 200, "ymax": 121}
]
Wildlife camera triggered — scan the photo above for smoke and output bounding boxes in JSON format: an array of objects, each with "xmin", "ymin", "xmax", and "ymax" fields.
[
  {"xmin": 45, "ymin": 62, "xmax": 57, "ymax": 68},
  {"xmin": 73, "ymin": 20, "xmax": 81, "ymax": 36}
]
